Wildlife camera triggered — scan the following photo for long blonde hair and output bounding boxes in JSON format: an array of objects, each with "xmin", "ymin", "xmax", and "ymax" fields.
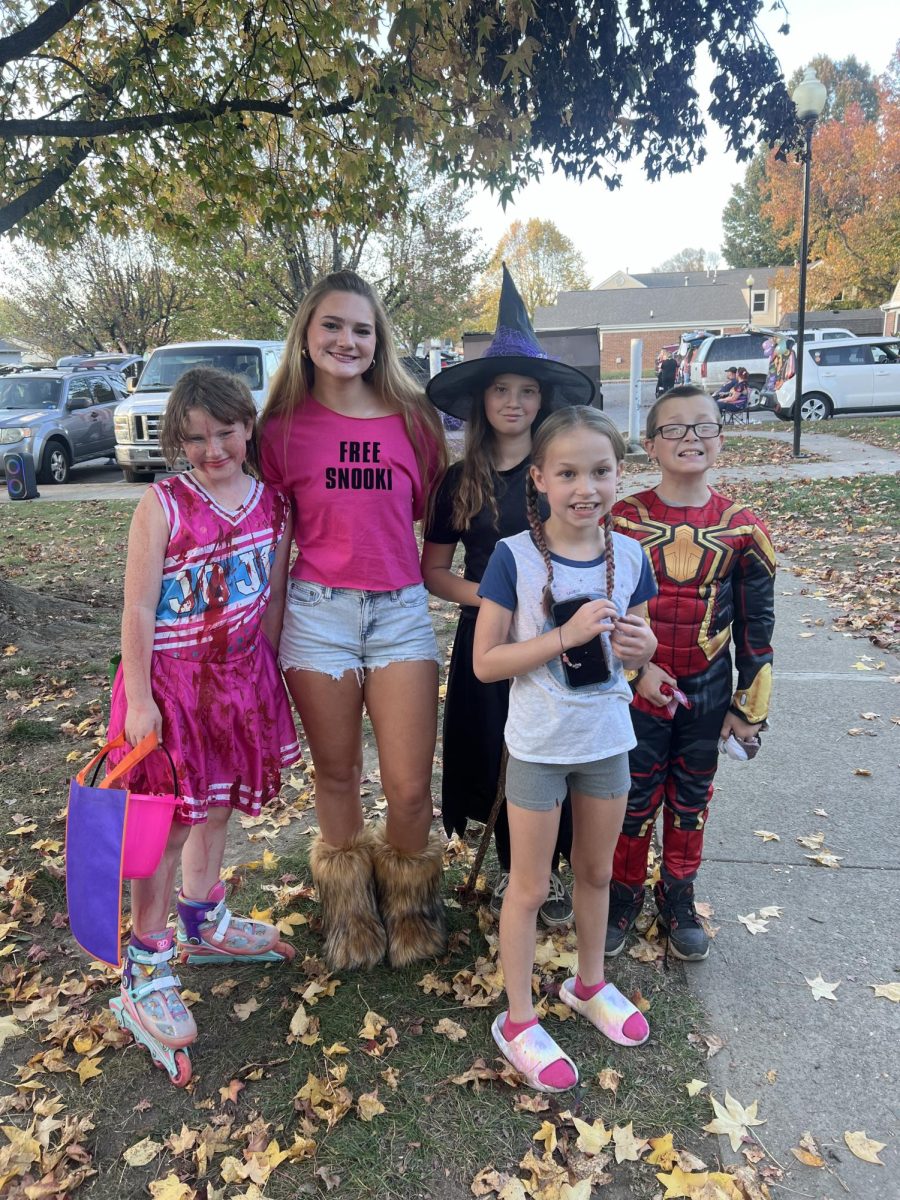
[
  {"xmin": 525, "ymin": 407, "xmax": 626, "ymax": 615},
  {"xmin": 261, "ymin": 271, "xmax": 447, "ymax": 507}
]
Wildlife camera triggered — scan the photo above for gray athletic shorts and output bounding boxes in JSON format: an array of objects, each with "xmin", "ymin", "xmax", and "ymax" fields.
[{"xmin": 505, "ymin": 751, "xmax": 631, "ymax": 812}]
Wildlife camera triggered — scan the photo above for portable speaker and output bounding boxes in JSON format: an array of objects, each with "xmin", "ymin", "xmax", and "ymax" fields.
[{"xmin": 4, "ymin": 451, "xmax": 40, "ymax": 501}]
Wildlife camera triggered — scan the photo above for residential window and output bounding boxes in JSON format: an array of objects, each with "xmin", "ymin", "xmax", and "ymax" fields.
[{"xmin": 752, "ymin": 290, "xmax": 767, "ymax": 313}]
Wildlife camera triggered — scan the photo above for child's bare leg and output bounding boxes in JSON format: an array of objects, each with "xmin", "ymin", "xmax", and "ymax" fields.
[
  {"xmin": 131, "ymin": 820, "xmax": 191, "ymax": 936},
  {"xmin": 181, "ymin": 806, "xmax": 230, "ymax": 899},
  {"xmin": 569, "ymin": 790, "xmax": 627, "ymax": 987},
  {"xmin": 501, "ymin": 803, "xmax": 559, "ymax": 1022}
]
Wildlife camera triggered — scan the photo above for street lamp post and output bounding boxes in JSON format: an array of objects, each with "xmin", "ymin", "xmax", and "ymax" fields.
[
  {"xmin": 791, "ymin": 68, "xmax": 828, "ymax": 458},
  {"xmin": 745, "ymin": 274, "xmax": 755, "ymax": 326}
]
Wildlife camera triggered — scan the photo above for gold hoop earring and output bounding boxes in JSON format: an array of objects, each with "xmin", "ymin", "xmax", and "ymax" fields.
[{"xmin": 301, "ymin": 346, "xmax": 309, "ymax": 359}]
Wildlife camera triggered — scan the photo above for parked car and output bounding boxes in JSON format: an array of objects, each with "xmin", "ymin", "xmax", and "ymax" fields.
[
  {"xmin": 689, "ymin": 328, "xmax": 857, "ymax": 405},
  {"xmin": 76, "ymin": 353, "xmax": 145, "ymax": 383},
  {"xmin": 766, "ymin": 336, "xmax": 900, "ymax": 421},
  {"xmin": 113, "ymin": 340, "xmax": 285, "ymax": 483},
  {"xmin": 0, "ymin": 368, "xmax": 127, "ymax": 483}
]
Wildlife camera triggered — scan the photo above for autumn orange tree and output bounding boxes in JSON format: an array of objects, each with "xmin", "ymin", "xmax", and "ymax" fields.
[
  {"xmin": 470, "ymin": 220, "xmax": 591, "ymax": 329},
  {"xmin": 762, "ymin": 45, "xmax": 900, "ymax": 310}
]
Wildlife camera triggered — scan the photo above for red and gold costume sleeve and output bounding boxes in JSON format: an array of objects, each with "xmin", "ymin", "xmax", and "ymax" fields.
[{"xmin": 612, "ymin": 489, "xmax": 775, "ymax": 723}]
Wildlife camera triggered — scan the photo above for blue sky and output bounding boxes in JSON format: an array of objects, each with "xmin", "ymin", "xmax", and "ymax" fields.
[{"xmin": 466, "ymin": 0, "xmax": 895, "ymax": 282}]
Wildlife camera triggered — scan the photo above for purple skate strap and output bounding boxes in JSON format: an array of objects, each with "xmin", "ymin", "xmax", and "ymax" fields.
[{"xmin": 65, "ymin": 776, "xmax": 128, "ymax": 968}]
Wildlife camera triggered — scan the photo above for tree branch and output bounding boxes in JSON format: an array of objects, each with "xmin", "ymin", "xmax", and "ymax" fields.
[
  {"xmin": 0, "ymin": 95, "xmax": 357, "ymax": 138},
  {"xmin": 0, "ymin": 0, "xmax": 96, "ymax": 69},
  {"xmin": 0, "ymin": 141, "xmax": 91, "ymax": 235}
]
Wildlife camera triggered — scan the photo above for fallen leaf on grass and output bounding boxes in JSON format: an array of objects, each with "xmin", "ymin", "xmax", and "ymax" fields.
[
  {"xmin": 685, "ymin": 1079, "xmax": 707, "ymax": 1096},
  {"xmin": 513, "ymin": 1092, "xmax": 550, "ymax": 1113},
  {"xmin": 559, "ymin": 1182, "xmax": 592, "ymax": 1200},
  {"xmin": 533, "ymin": 1120, "xmax": 557, "ymax": 1154},
  {"xmin": 233, "ymin": 997, "xmax": 260, "ymax": 1021},
  {"xmin": 0, "ymin": 1014, "xmax": 26, "ymax": 1049},
  {"xmin": 572, "ymin": 1117, "xmax": 611, "ymax": 1154},
  {"xmin": 752, "ymin": 830, "xmax": 780, "ymax": 842},
  {"xmin": 358, "ymin": 1011, "xmax": 388, "ymax": 1039},
  {"xmin": 148, "ymin": 1176, "xmax": 194, "ymax": 1200},
  {"xmin": 630, "ymin": 988, "xmax": 651, "ymax": 1013},
  {"xmin": 356, "ymin": 1090, "xmax": 386, "ymax": 1121},
  {"xmin": 656, "ymin": 1166, "xmax": 742, "ymax": 1198},
  {"xmin": 596, "ymin": 1067, "xmax": 622, "ymax": 1093},
  {"xmin": 843, "ymin": 1130, "xmax": 886, "ymax": 1165},
  {"xmin": 805, "ymin": 974, "xmax": 840, "ymax": 1001},
  {"xmin": 433, "ymin": 1017, "xmax": 467, "ymax": 1042},
  {"xmin": 612, "ymin": 1121, "xmax": 648, "ymax": 1162},
  {"xmin": 688, "ymin": 1031, "xmax": 725, "ymax": 1058},
  {"xmin": 870, "ymin": 982, "xmax": 900, "ymax": 1002},
  {"xmin": 646, "ymin": 1133, "xmax": 677, "ymax": 1168},
  {"xmin": 703, "ymin": 1091, "xmax": 765, "ymax": 1152},
  {"xmin": 627, "ymin": 938, "xmax": 664, "ymax": 963},
  {"xmin": 75, "ymin": 1056, "xmax": 103, "ymax": 1084},
  {"xmin": 219, "ymin": 1079, "xmax": 245, "ymax": 1104},
  {"xmin": 123, "ymin": 1136, "xmax": 164, "ymax": 1167}
]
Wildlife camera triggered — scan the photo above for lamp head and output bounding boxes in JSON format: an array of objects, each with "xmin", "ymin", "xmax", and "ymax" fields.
[
  {"xmin": 746, "ymin": 274, "xmax": 755, "ymax": 288},
  {"xmin": 792, "ymin": 68, "xmax": 828, "ymax": 122}
]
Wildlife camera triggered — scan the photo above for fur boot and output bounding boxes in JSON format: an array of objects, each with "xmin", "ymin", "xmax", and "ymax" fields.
[
  {"xmin": 371, "ymin": 823, "xmax": 446, "ymax": 968},
  {"xmin": 309, "ymin": 826, "xmax": 386, "ymax": 971}
]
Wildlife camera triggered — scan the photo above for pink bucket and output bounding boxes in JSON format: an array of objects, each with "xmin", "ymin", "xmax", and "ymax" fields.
[{"xmin": 122, "ymin": 791, "xmax": 179, "ymax": 879}]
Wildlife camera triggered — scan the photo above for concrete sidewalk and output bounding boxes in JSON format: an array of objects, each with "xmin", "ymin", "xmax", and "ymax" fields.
[{"xmin": 687, "ymin": 575, "xmax": 900, "ymax": 1197}]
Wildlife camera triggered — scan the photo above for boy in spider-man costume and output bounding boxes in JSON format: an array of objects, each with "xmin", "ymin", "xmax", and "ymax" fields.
[{"xmin": 609, "ymin": 387, "xmax": 775, "ymax": 960}]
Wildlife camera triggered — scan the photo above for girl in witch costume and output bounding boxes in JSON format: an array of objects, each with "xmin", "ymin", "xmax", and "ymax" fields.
[
  {"xmin": 259, "ymin": 271, "xmax": 449, "ymax": 973},
  {"xmin": 423, "ymin": 267, "xmax": 595, "ymax": 925}
]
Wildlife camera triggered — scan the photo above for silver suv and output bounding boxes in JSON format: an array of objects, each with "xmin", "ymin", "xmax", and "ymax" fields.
[
  {"xmin": 114, "ymin": 340, "xmax": 285, "ymax": 483},
  {"xmin": 0, "ymin": 368, "xmax": 127, "ymax": 483}
]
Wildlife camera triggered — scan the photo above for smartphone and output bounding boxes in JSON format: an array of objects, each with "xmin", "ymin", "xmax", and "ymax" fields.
[{"xmin": 550, "ymin": 595, "xmax": 611, "ymax": 688}]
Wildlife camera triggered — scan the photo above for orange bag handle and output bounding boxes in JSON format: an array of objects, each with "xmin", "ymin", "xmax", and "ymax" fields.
[{"xmin": 76, "ymin": 731, "xmax": 178, "ymax": 795}]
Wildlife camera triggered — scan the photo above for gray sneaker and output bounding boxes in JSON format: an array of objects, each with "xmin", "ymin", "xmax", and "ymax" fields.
[
  {"xmin": 489, "ymin": 872, "xmax": 510, "ymax": 918},
  {"xmin": 539, "ymin": 871, "xmax": 574, "ymax": 929}
]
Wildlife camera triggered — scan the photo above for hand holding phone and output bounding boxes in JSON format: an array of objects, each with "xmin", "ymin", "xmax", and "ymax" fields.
[{"xmin": 551, "ymin": 595, "xmax": 614, "ymax": 688}]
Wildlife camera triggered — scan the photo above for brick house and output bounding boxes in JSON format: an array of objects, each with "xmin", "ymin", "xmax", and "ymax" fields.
[{"xmin": 533, "ymin": 267, "xmax": 782, "ymax": 373}]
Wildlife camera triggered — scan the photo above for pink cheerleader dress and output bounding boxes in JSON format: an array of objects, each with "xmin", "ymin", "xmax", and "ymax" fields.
[{"xmin": 108, "ymin": 473, "xmax": 301, "ymax": 822}]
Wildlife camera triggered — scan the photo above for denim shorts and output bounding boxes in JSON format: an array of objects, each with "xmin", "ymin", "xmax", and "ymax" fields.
[
  {"xmin": 505, "ymin": 752, "xmax": 631, "ymax": 812},
  {"xmin": 279, "ymin": 579, "xmax": 441, "ymax": 680}
]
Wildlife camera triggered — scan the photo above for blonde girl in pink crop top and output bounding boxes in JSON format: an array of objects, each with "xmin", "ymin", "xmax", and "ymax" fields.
[{"xmin": 259, "ymin": 270, "xmax": 448, "ymax": 975}]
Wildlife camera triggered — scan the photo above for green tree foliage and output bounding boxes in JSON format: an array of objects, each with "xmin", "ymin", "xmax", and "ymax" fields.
[
  {"xmin": 721, "ymin": 153, "xmax": 795, "ymax": 268},
  {"xmin": 2, "ymin": 232, "xmax": 195, "ymax": 357},
  {"xmin": 0, "ymin": 1, "xmax": 796, "ymax": 242},
  {"xmin": 471, "ymin": 220, "xmax": 590, "ymax": 328},
  {"xmin": 721, "ymin": 54, "xmax": 882, "ymax": 269}
]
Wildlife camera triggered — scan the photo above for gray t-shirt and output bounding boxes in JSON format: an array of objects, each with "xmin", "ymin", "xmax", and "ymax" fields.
[{"xmin": 478, "ymin": 530, "xmax": 656, "ymax": 764}]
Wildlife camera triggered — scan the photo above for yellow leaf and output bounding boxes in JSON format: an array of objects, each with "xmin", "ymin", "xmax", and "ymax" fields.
[
  {"xmin": 870, "ymin": 982, "xmax": 900, "ymax": 1002},
  {"xmin": 249, "ymin": 905, "xmax": 272, "ymax": 921},
  {"xmin": 630, "ymin": 988, "xmax": 651, "ymax": 1013},
  {"xmin": 572, "ymin": 1116, "xmax": 611, "ymax": 1155},
  {"xmin": 358, "ymin": 1011, "xmax": 387, "ymax": 1039},
  {"xmin": 433, "ymin": 1017, "xmax": 467, "ymax": 1042},
  {"xmin": 357, "ymin": 1090, "xmax": 385, "ymax": 1121},
  {"xmin": 219, "ymin": 1079, "xmax": 245, "ymax": 1104},
  {"xmin": 323, "ymin": 1041, "xmax": 350, "ymax": 1056},
  {"xmin": 752, "ymin": 829, "xmax": 780, "ymax": 842},
  {"xmin": 123, "ymin": 1136, "xmax": 164, "ymax": 1166},
  {"xmin": 646, "ymin": 1132, "xmax": 677, "ymax": 1168},
  {"xmin": 262, "ymin": 849, "xmax": 279, "ymax": 869},
  {"xmin": 559, "ymin": 1182, "xmax": 592, "ymax": 1200},
  {"xmin": 791, "ymin": 1146, "xmax": 825, "ymax": 1168},
  {"xmin": 180, "ymin": 989, "xmax": 202, "ymax": 1006},
  {"xmin": 498, "ymin": 1180, "xmax": 527, "ymax": 1200},
  {"xmin": 533, "ymin": 1120, "xmax": 557, "ymax": 1154},
  {"xmin": 612, "ymin": 1122, "xmax": 648, "ymax": 1162},
  {"xmin": 843, "ymin": 1130, "xmax": 886, "ymax": 1165},
  {"xmin": 656, "ymin": 1166, "xmax": 742, "ymax": 1198},
  {"xmin": 0, "ymin": 1124, "xmax": 41, "ymax": 1165},
  {"xmin": 76, "ymin": 1056, "xmax": 103, "ymax": 1085},
  {"xmin": 166, "ymin": 1124, "xmax": 199, "ymax": 1155},
  {"xmin": 0, "ymin": 1015, "xmax": 26, "ymax": 1049},
  {"xmin": 233, "ymin": 996, "xmax": 261, "ymax": 1020},
  {"xmin": 685, "ymin": 1078, "xmax": 707, "ymax": 1096},
  {"xmin": 596, "ymin": 1067, "xmax": 622, "ymax": 1093},
  {"xmin": 703, "ymin": 1091, "xmax": 765, "ymax": 1152},
  {"xmin": 289, "ymin": 1003, "xmax": 310, "ymax": 1037}
]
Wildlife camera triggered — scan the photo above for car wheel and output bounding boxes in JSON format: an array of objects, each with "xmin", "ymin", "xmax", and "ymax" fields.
[
  {"xmin": 39, "ymin": 441, "xmax": 71, "ymax": 484},
  {"xmin": 799, "ymin": 392, "xmax": 832, "ymax": 421},
  {"xmin": 122, "ymin": 468, "xmax": 155, "ymax": 483}
]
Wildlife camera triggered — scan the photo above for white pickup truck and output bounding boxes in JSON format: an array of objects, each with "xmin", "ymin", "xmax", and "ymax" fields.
[{"xmin": 113, "ymin": 340, "xmax": 285, "ymax": 482}]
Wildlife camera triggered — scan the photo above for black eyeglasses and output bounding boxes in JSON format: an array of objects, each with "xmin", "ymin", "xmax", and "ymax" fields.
[{"xmin": 653, "ymin": 422, "xmax": 722, "ymax": 440}]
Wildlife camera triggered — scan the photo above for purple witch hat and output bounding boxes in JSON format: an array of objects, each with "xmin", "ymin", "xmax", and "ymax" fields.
[{"xmin": 426, "ymin": 264, "xmax": 595, "ymax": 419}]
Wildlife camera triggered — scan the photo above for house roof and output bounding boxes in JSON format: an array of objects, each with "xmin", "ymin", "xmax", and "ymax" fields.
[
  {"xmin": 0, "ymin": 338, "xmax": 21, "ymax": 353},
  {"xmin": 535, "ymin": 268, "xmax": 783, "ymax": 332},
  {"xmin": 594, "ymin": 267, "xmax": 780, "ymax": 291}
]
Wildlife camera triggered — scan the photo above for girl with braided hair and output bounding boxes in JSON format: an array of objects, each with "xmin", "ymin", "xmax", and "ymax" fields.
[{"xmin": 473, "ymin": 406, "xmax": 658, "ymax": 1091}]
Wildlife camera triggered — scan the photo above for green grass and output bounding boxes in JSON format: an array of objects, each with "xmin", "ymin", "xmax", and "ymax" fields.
[{"xmin": 803, "ymin": 416, "xmax": 900, "ymax": 451}]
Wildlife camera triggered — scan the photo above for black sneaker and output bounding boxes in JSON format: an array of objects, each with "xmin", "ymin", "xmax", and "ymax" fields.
[
  {"xmin": 489, "ymin": 872, "xmax": 510, "ymax": 919},
  {"xmin": 605, "ymin": 881, "xmax": 645, "ymax": 957},
  {"xmin": 539, "ymin": 871, "xmax": 574, "ymax": 929},
  {"xmin": 653, "ymin": 879, "xmax": 709, "ymax": 961}
]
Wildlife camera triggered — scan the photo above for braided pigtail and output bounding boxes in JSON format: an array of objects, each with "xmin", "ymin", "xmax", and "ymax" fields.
[
  {"xmin": 526, "ymin": 472, "xmax": 555, "ymax": 616},
  {"xmin": 604, "ymin": 512, "xmax": 616, "ymax": 607}
]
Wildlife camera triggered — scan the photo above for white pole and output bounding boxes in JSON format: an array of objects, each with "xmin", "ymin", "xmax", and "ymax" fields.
[
  {"xmin": 429, "ymin": 338, "xmax": 442, "ymax": 379},
  {"xmin": 628, "ymin": 338, "xmax": 643, "ymax": 446}
]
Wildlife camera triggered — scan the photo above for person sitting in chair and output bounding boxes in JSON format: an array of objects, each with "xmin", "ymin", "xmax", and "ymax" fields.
[{"xmin": 717, "ymin": 368, "xmax": 750, "ymax": 419}]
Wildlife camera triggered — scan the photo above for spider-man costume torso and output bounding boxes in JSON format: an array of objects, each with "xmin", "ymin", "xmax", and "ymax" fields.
[{"xmin": 610, "ymin": 488, "xmax": 775, "ymax": 887}]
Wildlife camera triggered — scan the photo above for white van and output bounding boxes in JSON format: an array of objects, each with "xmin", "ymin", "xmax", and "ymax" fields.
[
  {"xmin": 768, "ymin": 336, "xmax": 900, "ymax": 421},
  {"xmin": 114, "ymin": 340, "xmax": 285, "ymax": 482}
]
